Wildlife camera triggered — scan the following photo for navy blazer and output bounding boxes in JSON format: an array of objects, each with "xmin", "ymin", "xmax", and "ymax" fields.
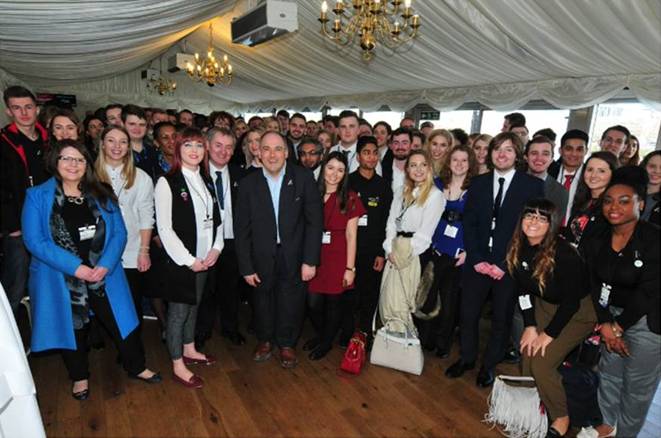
[
  {"xmin": 463, "ymin": 171, "xmax": 545, "ymax": 268},
  {"xmin": 234, "ymin": 163, "xmax": 323, "ymax": 280}
]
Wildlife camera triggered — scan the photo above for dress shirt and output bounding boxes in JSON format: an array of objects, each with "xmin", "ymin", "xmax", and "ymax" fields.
[
  {"xmin": 210, "ymin": 162, "xmax": 234, "ymax": 239},
  {"xmin": 105, "ymin": 164, "xmax": 154, "ymax": 269},
  {"xmin": 384, "ymin": 185, "xmax": 446, "ymax": 256},
  {"xmin": 331, "ymin": 142, "xmax": 383, "ymax": 176},
  {"xmin": 493, "ymin": 168, "xmax": 516, "ymax": 204},
  {"xmin": 379, "ymin": 146, "xmax": 389, "ymax": 161},
  {"xmin": 391, "ymin": 161, "xmax": 406, "ymax": 193},
  {"xmin": 155, "ymin": 167, "xmax": 223, "ymax": 267},
  {"xmin": 263, "ymin": 163, "xmax": 287, "ymax": 244}
]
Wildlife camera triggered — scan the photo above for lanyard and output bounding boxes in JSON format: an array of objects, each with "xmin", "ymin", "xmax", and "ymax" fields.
[{"xmin": 184, "ymin": 174, "xmax": 212, "ymax": 220}]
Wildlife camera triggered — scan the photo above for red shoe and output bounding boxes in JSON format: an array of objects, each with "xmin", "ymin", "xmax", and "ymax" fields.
[
  {"xmin": 280, "ymin": 347, "xmax": 299, "ymax": 369},
  {"xmin": 253, "ymin": 342, "xmax": 273, "ymax": 362},
  {"xmin": 171, "ymin": 373, "xmax": 204, "ymax": 389},
  {"xmin": 183, "ymin": 354, "xmax": 218, "ymax": 366}
]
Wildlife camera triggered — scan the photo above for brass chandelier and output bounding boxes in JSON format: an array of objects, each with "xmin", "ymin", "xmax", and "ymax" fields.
[
  {"xmin": 319, "ymin": 0, "xmax": 421, "ymax": 60},
  {"xmin": 186, "ymin": 23, "xmax": 233, "ymax": 87},
  {"xmin": 147, "ymin": 74, "xmax": 177, "ymax": 96}
]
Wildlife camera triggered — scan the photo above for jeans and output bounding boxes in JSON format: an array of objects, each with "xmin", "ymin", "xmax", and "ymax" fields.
[{"xmin": 1, "ymin": 234, "xmax": 30, "ymax": 320}]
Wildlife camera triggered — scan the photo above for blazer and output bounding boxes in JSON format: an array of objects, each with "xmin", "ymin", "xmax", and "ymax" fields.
[
  {"xmin": 234, "ymin": 164, "xmax": 323, "ymax": 280},
  {"xmin": 544, "ymin": 176, "xmax": 569, "ymax": 221},
  {"xmin": 463, "ymin": 171, "xmax": 545, "ymax": 268},
  {"xmin": 380, "ymin": 148, "xmax": 394, "ymax": 187},
  {"xmin": 21, "ymin": 178, "xmax": 138, "ymax": 352}
]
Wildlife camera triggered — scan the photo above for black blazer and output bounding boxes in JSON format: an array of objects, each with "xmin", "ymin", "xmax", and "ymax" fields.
[
  {"xmin": 209, "ymin": 163, "xmax": 244, "ymax": 212},
  {"xmin": 463, "ymin": 171, "xmax": 545, "ymax": 268},
  {"xmin": 547, "ymin": 158, "xmax": 563, "ymax": 179},
  {"xmin": 234, "ymin": 163, "xmax": 323, "ymax": 280},
  {"xmin": 380, "ymin": 148, "xmax": 394, "ymax": 186}
]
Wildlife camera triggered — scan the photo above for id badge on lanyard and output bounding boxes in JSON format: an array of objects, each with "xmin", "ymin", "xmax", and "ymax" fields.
[{"xmin": 79, "ymin": 225, "xmax": 96, "ymax": 241}]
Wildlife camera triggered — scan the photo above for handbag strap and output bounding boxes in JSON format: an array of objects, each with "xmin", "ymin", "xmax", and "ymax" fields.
[{"xmin": 496, "ymin": 375, "xmax": 536, "ymax": 383}]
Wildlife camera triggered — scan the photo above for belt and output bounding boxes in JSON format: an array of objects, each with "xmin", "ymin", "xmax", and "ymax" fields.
[{"xmin": 397, "ymin": 231, "xmax": 414, "ymax": 238}]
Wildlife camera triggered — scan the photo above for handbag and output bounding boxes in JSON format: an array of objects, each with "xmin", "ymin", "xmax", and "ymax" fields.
[
  {"xmin": 370, "ymin": 312, "xmax": 424, "ymax": 376},
  {"xmin": 485, "ymin": 375, "xmax": 548, "ymax": 438},
  {"xmin": 336, "ymin": 331, "xmax": 368, "ymax": 378}
]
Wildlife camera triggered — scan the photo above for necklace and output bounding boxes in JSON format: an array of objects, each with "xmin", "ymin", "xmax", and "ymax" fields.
[{"xmin": 66, "ymin": 195, "xmax": 84, "ymax": 205}]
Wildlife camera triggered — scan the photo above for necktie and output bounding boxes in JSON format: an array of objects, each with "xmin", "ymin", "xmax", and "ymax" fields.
[
  {"xmin": 563, "ymin": 174, "xmax": 574, "ymax": 191},
  {"xmin": 215, "ymin": 171, "xmax": 224, "ymax": 210},
  {"xmin": 493, "ymin": 177, "xmax": 505, "ymax": 222}
]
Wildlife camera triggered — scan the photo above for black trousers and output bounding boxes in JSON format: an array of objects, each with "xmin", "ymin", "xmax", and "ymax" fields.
[
  {"xmin": 308, "ymin": 291, "xmax": 346, "ymax": 351},
  {"xmin": 254, "ymin": 246, "xmax": 306, "ymax": 348},
  {"xmin": 125, "ymin": 268, "xmax": 149, "ymax": 326},
  {"xmin": 196, "ymin": 239, "xmax": 241, "ymax": 335},
  {"xmin": 61, "ymin": 292, "xmax": 146, "ymax": 381},
  {"xmin": 432, "ymin": 253, "xmax": 463, "ymax": 352},
  {"xmin": 459, "ymin": 267, "xmax": 516, "ymax": 369},
  {"xmin": 342, "ymin": 250, "xmax": 384, "ymax": 337}
]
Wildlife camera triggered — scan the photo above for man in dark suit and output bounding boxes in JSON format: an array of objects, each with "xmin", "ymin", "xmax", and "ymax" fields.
[
  {"xmin": 196, "ymin": 128, "xmax": 247, "ymax": 349},
  {"xmin": 234, "ymin": 131, "xmax": 323, "ymax": 369},
  {"xmin": 526, "ymin": 136, "xmax": 569, "ymax": 220},
  {"xmin": 446, "ymin": 132, "xmax": 545, "ymax": 388},
  {"xmin": 548, "ymin": 130, "xmax": 589, "ymax": 224}
]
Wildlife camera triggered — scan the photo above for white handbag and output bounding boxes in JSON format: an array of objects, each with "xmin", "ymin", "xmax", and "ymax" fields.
[
  {"xmin": 484, "ymin": 375, "xmax": 548, "ymax": 438},
  {"xmin": 369, "ymin": 313, "xmax": 424, "ymax": 376}
]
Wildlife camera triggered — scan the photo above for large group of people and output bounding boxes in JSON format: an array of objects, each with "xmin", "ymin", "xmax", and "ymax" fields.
[{"xmin": 1, "ymin": 84, "xmax": 659, "ymax": 438}]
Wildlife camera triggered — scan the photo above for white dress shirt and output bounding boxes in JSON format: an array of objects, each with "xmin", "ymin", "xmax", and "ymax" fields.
[
  {"xmin": 556, "ymin": 163, "xmax": 583, "ymax": 223},
  {"xmin": 384, "ymin": 185, "xmax": 446, "ymax": 256},
  {"xmin": 493, "ymin": 168, "xmax": 516, "ymax": 204},
  {"xmin": 105, "ymin": 164, "xmax": 154, "ymax": 269},
  {"xmin": 210, "ymin": 162, "xmax": 234, "ymax": 240},
  {"xmin": 155, "ymin": 167, "xmax": 224, "ymax": 267},
  {"xmin": 392, "ymin": 161, "xmax": 406, "ymax": 193},
  {"xmin": 331, "ymin": 142, "xmax": 383, "ymax": 176}
]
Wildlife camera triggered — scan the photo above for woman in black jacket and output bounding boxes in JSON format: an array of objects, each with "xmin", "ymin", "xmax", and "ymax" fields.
[
  {"xmin": 506, "ymin": 198, "xmax": 596, "ymax": 437},
  {"xmin": 578, "ymin": 166, "xmax": 660, "ymax": 438}
]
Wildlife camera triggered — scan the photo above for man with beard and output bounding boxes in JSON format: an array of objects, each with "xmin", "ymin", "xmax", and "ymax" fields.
[
  {"xmin": 288, "ymin": 113, "xmax": 307, "ymax": 159},
  {"xmin": 345, "ymin": 136, "xmax": 393, "ymax": 347},
  {"xmin": 382, "ymin": 127, "xmax": 412, "ymax": 192},
  {"xmin": 297, "ymin": 137, "xmax": 323, "ymax": 180}
]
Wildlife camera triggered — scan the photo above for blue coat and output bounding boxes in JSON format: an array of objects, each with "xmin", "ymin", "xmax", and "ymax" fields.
[{"xmin": 22, "ymin": 178, "xmax": 138, "ymax": 352}]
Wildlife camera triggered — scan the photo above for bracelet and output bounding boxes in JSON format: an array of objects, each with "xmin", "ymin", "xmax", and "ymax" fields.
[
  {"xmin": 346, "ymin": 267, "xmax": 355, "ymax": 272},
  {"xmin": 611, "ymin": 323, "xmax": 623, "ymax": 338}
]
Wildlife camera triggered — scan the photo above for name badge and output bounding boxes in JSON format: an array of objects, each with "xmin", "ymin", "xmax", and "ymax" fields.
[
  {"xmin": 322, "ymin": 231, "xmax": 331, "ymax": 244},
  {"xmin": 444, "ymin": 224, "xmax": 458, "ymax": 238},
  {"xmin": 203, "ymin": 219, "xmax": 214, "ymax": 230},
  {"xmin": 599, "ymin": 283, "xmax": 611, "ymax": 308},
  {"xmin": 519, "ymin": 294, "xmax": 533, "ymax": 310},
  {"xmin": 79, "ymin": 225, "xmax": 96, "ymax": 241},
  {"xmin": 368, "ymin": 200, "xmax": 378, "ymax": 207},
  {"xmin": 358, "ymin": 215, "xmax": 368, "ymax": 227}
]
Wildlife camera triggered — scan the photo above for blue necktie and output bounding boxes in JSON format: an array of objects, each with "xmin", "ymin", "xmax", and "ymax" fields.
[{"xmin": 215, "ymin": 171, "xmax": 224, "ymax": 210}]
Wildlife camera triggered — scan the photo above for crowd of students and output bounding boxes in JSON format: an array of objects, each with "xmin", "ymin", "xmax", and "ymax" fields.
[{"xmin": 1, "ymin": 85, "xmax": 659, "ymax": 438}]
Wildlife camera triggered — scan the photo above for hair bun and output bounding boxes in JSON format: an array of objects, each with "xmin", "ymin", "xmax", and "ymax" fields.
[{"xmin": 608, "ymin": 165, "xmax": 649, "ymax": 198}]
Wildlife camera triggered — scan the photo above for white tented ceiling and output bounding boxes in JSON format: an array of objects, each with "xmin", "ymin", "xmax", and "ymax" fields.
[{"xmin": 0, "ymin": 0, "xmax": 659, "ymax": 116}]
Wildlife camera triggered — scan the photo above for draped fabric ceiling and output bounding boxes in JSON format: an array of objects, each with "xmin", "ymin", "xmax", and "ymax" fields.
[{"xmin": 0, "ymin": 0, "xmax": 660, "ymax": 119}]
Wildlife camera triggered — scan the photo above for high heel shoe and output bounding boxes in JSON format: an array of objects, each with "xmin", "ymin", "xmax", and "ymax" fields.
[{"xmin": 71, "ymin": 381, "xmax": 89, "ymax": 401}]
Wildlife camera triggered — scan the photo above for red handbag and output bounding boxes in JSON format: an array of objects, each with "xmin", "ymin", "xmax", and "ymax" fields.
[{"xmin": 336, "ymin": 331, "xmax": 368, "ymax": 378}]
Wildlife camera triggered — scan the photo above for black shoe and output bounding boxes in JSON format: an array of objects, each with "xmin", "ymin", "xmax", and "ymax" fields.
[
  {"xmin": 445, "ymin": 359, "xmax": 475, "ymax": 378},
  {"xmin": 546, "ymin": 426, "xmax": 564, "ymax": 438},
  {"xmin": 221, "ymin": 330, "xmax": 247, "ymax": 346},
  {"xmin": 309, "ymin": 346, "xmax": 331, "ymax": 361},
  {"xmin": 436, "ymin": 348, "xmax": 450, "ymax": 359},
  {"xmin": 72, "ymin": 382, "xmax": 89, "ymax": 401},
  {"xmin": 422, "ymin": 343, "xmax": 436, "ymax": 352},
  {"xmin": 303, "ymin": 338, "xmax": 319, "ymax": 351},
  {"xmin": 128, "ymin": 371, "xmax": 163, "ymax": 384},
  {"xmin": 90, "ymin": 340, "xmax": 106, "ymax": 351},
  {"xmin": 338, "ymin": 333, "xmax": 352, "ymax": 349},
  {"xmin": 501, "ymin": 348, "xmax": 520, "ymax": 365},
  {"xmin": 476, "ymin": 366, "xmax": 495, "ymax": 388}
]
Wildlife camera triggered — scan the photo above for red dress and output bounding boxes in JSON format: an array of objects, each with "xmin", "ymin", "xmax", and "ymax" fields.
[{"xmin": 308, "ymin": 191, "xmax": 366, "ymax": 295}]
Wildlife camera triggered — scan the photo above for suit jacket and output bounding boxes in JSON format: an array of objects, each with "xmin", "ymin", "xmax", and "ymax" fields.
[
  {"xmin": 544, "ymin": 176, "xmax": 569, "ymax": 221},
  {"xmin": 234, "ymin": 163, "xmax": 323, "ymax": 280},
  {"xmin": 463, "ymin": 171, "xmax": 545, "ymax": 268},
  {"xmin": 381, "ymin": 148, "xmax": 394, "ymax": 186},
  {"xmin": 22, "ymin": 178, "xmax": 138, "ymax": 352},
  {"xmin": 547, "ymin": 158, "xmax": 562, "ymax": 179}
]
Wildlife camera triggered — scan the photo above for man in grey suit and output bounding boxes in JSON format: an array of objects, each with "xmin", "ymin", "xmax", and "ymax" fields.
[{"xmin": 525, "ymin": 136, "xmax": 569, "ymax": 220}]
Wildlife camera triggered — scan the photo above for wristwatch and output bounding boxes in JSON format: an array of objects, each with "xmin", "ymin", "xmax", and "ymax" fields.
[
  {"xmin": 346, "ymin": 266, "xmax": 356, "ymax": 272},
  {"xmin": 611, "ymin": 323, "xmax": 623, "ymax": 338}
]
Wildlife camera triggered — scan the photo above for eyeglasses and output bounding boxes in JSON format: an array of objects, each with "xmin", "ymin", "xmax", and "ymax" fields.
[
  {"xmin": 299, "ymin": 151, "xmax": 320, "ymax": 157},
  {"xmin": 58, "ymin": 156, "xmax": 87, "ymax": 165},
  {"xmin": 523, "ymin": 212, "xmax": 549, "ymax": 223}
]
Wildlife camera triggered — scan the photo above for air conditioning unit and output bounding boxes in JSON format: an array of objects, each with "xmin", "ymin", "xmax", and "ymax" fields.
[
  {"xmin": 167, "ymin": 53, "xmax": 196, "ymax": 73},
  {"xmin": 231, "ymin": 0, "xmax": 298, "ymax": 47}
]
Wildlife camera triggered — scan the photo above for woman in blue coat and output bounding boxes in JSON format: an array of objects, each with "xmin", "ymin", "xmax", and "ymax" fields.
[{"xmin": 22, "ymin": 139, "xmax": 161, "ymax": 400}]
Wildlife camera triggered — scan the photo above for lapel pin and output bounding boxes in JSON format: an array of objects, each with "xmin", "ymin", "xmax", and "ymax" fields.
[{"xmin": 288, "ymin": 179, "xmax": 293, "ymax": 186}]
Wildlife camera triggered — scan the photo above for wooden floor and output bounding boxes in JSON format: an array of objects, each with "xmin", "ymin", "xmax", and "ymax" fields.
[{"xmin": 25, "ymin": 308, "xmax": 661, "ymax": 438}]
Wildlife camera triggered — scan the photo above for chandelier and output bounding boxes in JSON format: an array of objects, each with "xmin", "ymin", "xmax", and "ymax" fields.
[
  {"xmin": 186, "ymin": 23, "xmax": 233, "ymax": 87},
  {"xmin": 319, "ymin": 0, "xmax": 421, "ymax": 60},
  {"xmin": 146, "ymin": 73, "xmax": 177, "ymax": 96}
]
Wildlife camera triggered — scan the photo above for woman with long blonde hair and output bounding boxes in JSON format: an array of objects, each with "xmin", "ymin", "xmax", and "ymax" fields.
[
  {"xmin": 506, "ymin": 198, "xmax": 596, "ymax": 438},
  {"xmin": 424, "ymin": 129, "xmax": 454, "ymax": 177}
]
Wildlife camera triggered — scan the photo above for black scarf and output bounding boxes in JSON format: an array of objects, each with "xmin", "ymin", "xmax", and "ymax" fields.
[{"xmin": 50, "ymin": 182, "xmax": 107, "ymax": 329}]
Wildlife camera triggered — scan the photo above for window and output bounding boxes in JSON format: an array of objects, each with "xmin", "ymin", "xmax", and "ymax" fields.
[
  {"xmin": 362, "ymin": 111, "xmax": 405, "ymax": 129},
  {"xmin": 300, "ymin": 111, "xmax": 323, "ymax": 123},
  {"xmin": 420, "ymin": 110, "xmax": 474, "ymax": 134},
  {"xmin": 589, "ymin": 102, "xmax": 661, "ymax": 157},
  {"xmin": 481, "ymin": 109, "xmax": 570, "ymax": 143}
]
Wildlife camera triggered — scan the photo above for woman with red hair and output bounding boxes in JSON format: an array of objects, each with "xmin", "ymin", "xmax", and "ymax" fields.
[{"xmin": 154, "ymin": 127, "xmax": 224, "ymax": 389}]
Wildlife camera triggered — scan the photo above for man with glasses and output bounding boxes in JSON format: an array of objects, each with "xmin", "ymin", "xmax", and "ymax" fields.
[
  {"xmin": 297, "ymin": 137, "xmax": 323, "ymax": 180},
  {"xmin": 509, "ymin": 123, "xmax": 529, "ymax": 146}
]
